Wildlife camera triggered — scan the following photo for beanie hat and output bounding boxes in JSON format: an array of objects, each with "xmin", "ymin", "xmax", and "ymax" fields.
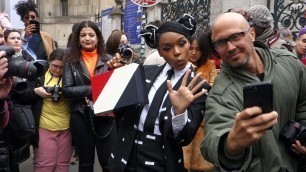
[
  {"xmin": 248, "ymin": 5, "xmax": 274, "ymax": 28},
  {"xmin": 298, "ymin": 27, "xmax": 306, "ymax": 38}
]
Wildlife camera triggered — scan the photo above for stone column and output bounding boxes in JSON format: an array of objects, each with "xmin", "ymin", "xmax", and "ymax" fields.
[
  {"xmin": 109, "ymin": 0, "xmax": 124, "ymax": 31},
  {"xmin": 110, "ymin": 6, "xmax": 123, "ymax": 31}
]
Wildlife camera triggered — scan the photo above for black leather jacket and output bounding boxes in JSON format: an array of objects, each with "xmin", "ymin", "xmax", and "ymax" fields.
[{"xmin": 62, "ymin": 54, "xmax": 110, "ymax": 114}]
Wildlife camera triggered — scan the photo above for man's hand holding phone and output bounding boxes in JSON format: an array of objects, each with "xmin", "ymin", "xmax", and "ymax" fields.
[
  {"xmin": 226, "ymin": 107, "xmax": 278, "ymax": 156},
  {"xmin": 225, "ymin": 82, "xmax": 278, "ymax": 156}
]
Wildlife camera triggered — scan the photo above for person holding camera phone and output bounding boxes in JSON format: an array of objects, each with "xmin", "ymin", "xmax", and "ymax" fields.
[
  {"xmin": 22, "ymin": 48, "xmax": 73, "ymax": 172},
  {"xmin": 15, "ymin": 1, "xmax": 55, "ymax": 61},
  {"xmin": 200, "ymin": 12, "xmax": 306, "ymax": 172},
  {"xmin": 62, "ymin": 21, "xmax": 116, "ymax": 172}
]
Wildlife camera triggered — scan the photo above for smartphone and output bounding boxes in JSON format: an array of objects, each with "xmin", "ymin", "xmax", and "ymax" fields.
[
  {"xmin": 243, "ymin": 81, "xmax": 273, "ymax": 114},
  {"xmin": 29, "ymin": 20, "xmax": 40, "ymax": 33}
]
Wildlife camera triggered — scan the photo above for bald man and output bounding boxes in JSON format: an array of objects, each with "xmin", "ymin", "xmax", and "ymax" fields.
[{"xmin": 200, "ymin": 12, "xmax": 306, "ymax": 171}]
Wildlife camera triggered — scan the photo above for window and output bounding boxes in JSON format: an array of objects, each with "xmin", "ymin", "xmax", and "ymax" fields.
[{"xmin": 61, "ymin": 0, "xmax": 68, "ymax": 16}]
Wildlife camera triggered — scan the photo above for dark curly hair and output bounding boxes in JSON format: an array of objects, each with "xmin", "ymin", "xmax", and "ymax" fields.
[
  {"xmin": 15, "ymin": 0, "xmax": 38, "ymax": 20},
  {"xmin": 66, "ymin": 21, "xmax": 106, "ymax": 64}
]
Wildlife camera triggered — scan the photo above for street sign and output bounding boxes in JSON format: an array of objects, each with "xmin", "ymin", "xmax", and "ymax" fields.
[
  {"xmin": 124, "ymin": 0, "xmax": 142, "ymax": 44},
  {"xmin": 131, "ymin": 0, "xmax": 161, "ymax": 7}
]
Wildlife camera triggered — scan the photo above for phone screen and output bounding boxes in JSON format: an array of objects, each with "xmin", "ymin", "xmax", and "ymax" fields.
[
  {"xmin": 29, "ymin": 20, "xmax": 40, "ymax": 33},
  {"xmin": 243, "ymin": 81, "xmax": 273, "ymax": 114}
]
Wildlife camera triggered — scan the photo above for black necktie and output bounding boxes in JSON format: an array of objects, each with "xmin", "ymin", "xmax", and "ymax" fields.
[{"xmin": 143, "ymin": 68, "xmax": 174, "ymax": 133}]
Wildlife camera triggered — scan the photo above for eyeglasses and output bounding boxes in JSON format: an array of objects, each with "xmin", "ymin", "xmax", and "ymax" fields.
[
  {"xmin": 24, "ymin": 15, "xmax": 37, "ymax": 20},
  {"xmin": 212, "ymin": 28, "xmax": 251, "ymax": 52},
  {"xmin": 50, "ymin": 63, "xmax": 64, "ymax": 70}
]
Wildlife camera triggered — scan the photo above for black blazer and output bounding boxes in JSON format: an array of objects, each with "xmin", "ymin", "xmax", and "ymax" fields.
[{"xmin": 109, "ymin": 64, "xmax": 211, "ymax": 172}]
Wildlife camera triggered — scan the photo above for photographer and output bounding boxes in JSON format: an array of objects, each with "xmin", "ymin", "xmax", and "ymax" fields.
[
  {"xmin": 3, "ymin": 28, "xmax": 34, "ymax": 94},
  {"xmin": 4, "ymin": 29, "xmax": 34, "ymax": 170},
  {"xmin": 4, "ymin": 29, "xmax": 34, "ymax": 61},
  {"xmin": 106, "ymin": 29, "xmax": 128, "ymax": 57},
  {"xmin": 0, "ymin": 31, "xmax": 12, "ymax": 128},
  {"xmin": 22, "ymin": 48, "xmax": 73, "ymax": 171},
  {"xmin": 0, "ymin": 51, "xmax": 13, "ymax": 172},
  {"xmin": 0, "ymin": 54, "xmax": 11, "ymax": 129},
  {"xmin": 0, "ymin": 53, "xmax": 11, "ymax": 123},
  {"xmin": 106, "ymin": 29, "xmax": 135, "ymax": 64},
  {"xmin": 0, "ymin": 25, "xmax": 16, "ymax": 172}
]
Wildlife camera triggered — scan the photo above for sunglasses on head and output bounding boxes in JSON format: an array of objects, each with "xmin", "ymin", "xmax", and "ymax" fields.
[{"xmin": 24, "ymin": 15, "xmax": 36, "ymax": 20}]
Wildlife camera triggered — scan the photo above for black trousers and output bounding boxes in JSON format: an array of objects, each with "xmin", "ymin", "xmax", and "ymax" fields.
[
  {"xmin": 125, "ymin": 131, "xmax": 165, "ymax": 172},
  {"xmin": 70, "ymin": 112, "xmax": 117, "ymax": 172}
]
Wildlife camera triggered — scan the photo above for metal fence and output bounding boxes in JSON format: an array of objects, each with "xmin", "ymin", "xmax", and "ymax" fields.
[
  {"xmin": 272, "ymin": 0, "xmax": 306, "ymax": 38},
  {"xmin": 160, "ymin": 0, "xmax": 211, "ymax": 31}
]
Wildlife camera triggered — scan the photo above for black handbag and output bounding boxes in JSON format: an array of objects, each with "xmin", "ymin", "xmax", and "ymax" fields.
[{"xmin": 7, "ymin": 104, "xmax": 35, "ymax": 139}]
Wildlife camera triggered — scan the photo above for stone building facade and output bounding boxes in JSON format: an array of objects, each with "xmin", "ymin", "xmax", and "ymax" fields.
[
  {"xmin": 36, "ymin": 0, "xmax": 305, "ymax": 51},
  {"xmin": 36, "ymin": 0, "xmax": 115, "ymax": 48}
]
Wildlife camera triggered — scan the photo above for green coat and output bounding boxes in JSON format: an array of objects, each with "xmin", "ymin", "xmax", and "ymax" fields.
[{"xmin": 201, "ymin": 42, "xmax": 306, "ymax": 172}]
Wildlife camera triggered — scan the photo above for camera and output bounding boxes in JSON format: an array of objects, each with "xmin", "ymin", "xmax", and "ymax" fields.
[
  {"xmin": 44, "ymin": 85, "xmax": 62, "ymax": 102},
  {"xmin": 118, "ymin": 44, "xmax": 133, "ymax": 61},
  {"xmin": 0, "ymin": 45, "xmax": 48, "ymax": 81},
  {"xmin": 12, "ymin": 77, "xmax": 27, "ymax": 92},
  {"xmin": 280, "ymin": 120, "xmax": 306, "ymax": 152}
]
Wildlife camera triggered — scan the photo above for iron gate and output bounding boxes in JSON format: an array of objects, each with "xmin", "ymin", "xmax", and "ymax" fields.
[
  {"xmin": 160, "ymin": 0, "xmax": 211, "ymax": 30},
  {"xmin": 272, "ymin": 0, "xmax": 306, "ymax": 38}
]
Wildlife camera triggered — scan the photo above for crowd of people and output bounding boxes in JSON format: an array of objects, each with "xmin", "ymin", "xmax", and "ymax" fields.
[{"xmin": 0, "ymin": 1, "xmax": 305, "ymax": 172}]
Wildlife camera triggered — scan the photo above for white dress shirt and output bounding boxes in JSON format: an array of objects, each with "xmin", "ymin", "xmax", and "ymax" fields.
[{"xmin": 138, "ymin": 63, "xmax": 192, "ymax": 135}]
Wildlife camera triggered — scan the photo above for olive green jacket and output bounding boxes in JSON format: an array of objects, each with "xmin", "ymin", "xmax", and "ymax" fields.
[{"xmin": 201, "ymin": 42, "xmax": 306, "ymax": 172}]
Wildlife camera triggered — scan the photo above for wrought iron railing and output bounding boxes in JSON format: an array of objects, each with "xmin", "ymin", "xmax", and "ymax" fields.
[
  {"xmin": 161, "ymin": 0, "xmax": 211, "ymax": 30},
  {"xmin": 272, "ymin": 0, "xmax": 306, "ymax": 38}
]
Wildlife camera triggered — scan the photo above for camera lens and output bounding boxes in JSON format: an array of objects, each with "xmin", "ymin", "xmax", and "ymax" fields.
[
  {"xmin": 12, "ymin": 77, "xmax": 27, "ymax": 91},
  {"xmin": 122, "ymin": 49, "xmax": 132, "ymax": 59},
  {"xmin": 0, "ymin": 45, "xmax": 48, "ymax": 81},
  {"xmin": 280, "ymin": 121, "xmax": 301, "ymax": 145},
  {"xmin": 0, "ymin": 45, "xmax": 15, "ymax": 57},
  {"xmin": 52, "ymin": 94, "xmax": 60, "ymax": 102},
  {"xmin": 118, "ymin": 44, "xmax": 133, "ymax": 60},
  {"xmin": 51, "ymin": 86, "xmax": 61, "ymax": 102}
]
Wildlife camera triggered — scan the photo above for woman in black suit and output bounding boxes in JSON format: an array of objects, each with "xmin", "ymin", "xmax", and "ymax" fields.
[{"xmin": 107, "ymin": 14, "xmax": 211, "ymax": 172}]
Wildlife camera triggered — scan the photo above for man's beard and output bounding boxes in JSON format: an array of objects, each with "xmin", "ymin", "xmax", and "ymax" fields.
[{"xmin": 230, "ymin": 55, "xmax": 249, "ymax": 68}]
